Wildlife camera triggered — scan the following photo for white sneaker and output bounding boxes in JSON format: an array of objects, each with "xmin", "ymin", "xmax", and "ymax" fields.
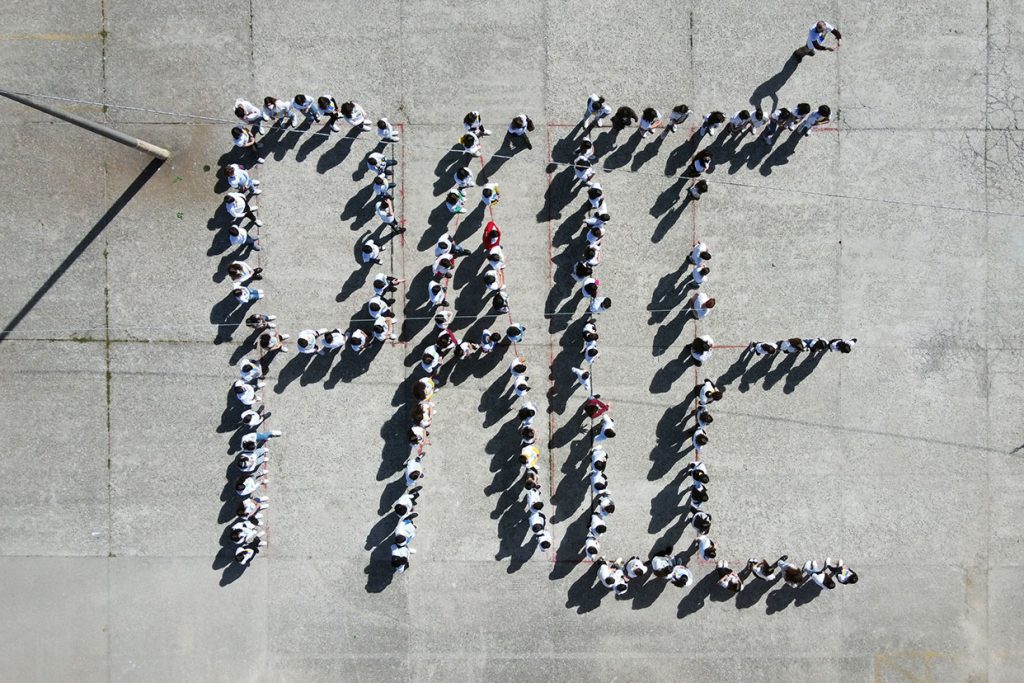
[
  {"xmin": 257, "ymin": 157, "xmax": 266, "ymax": 164},
  {"xmin": 271, "ymin": 430, "xmax": 282, "ymax": 437},
  {"xmin": 252, "ymin": 188, "xmax": 262, "ymax": 195},
  {"xmin": 597, "ymin": 119, "xmax": 606, "ymax": 127},
  {"xmin": 331, "ymin": 124, "xmax": 340, "ymax": 132}
]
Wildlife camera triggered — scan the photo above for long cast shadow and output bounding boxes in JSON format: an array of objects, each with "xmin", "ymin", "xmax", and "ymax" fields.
[
  {"xmin": 0, "ymin": 158, "xmax": 164, "ymax": 343},
  {"xmin": 749, "ymin": 57, "xmax": 799, "ymax": 112}
]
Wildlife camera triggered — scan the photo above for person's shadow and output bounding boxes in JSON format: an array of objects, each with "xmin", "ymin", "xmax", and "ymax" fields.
[{"xmin": 749, "ymin": 57, "xmax": 799, "ymax": 112}]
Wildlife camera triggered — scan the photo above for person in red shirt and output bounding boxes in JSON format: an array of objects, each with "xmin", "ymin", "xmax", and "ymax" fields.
[{"xmin": 483, "ymin": 220, "xmax": 501, "ymax": 249}]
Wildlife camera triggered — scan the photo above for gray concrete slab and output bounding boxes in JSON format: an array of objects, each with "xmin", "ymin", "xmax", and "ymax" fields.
[
  {"xmin": 2, "ymin": 0, "xmax": 1024, "ymax": 680},
  {"xmin": 0, "ymin": 342, "xmax": 108, "ymax": 555}
]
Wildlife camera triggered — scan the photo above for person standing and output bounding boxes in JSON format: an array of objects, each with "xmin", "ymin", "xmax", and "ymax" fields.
[
  {"xmin": 582, "ymin": 94, "xmax": 613, "ymax": 127},
  {"xmin": 610, "ymin": 106, "xmax": 639, "ymax": 131},
  {"xmin": 793, "ymin": 20, "xmax": 842, "ymax": 63}
]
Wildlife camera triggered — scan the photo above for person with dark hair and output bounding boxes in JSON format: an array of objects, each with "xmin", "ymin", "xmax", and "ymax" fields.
[
  {"xmin": 697, "ymin": 534, "xmax": 718, "ymax": 560},
  {"xmin": 376, "ymin": 117, "xmax": 401, "ymax": 143},
  {"xmin": 610, "ymin": 105, "xmax": 639, "ymax": 131},
  {"xmin": 463, "ymin": 110, "xmax": 492, "ymax": 137},
  {"xmin": 650, "ymin": 546, "xmax": 674, "ymax": 577},
  {"xmin": 235, "ymin": 540, "xmax": 263, "ymax": 565},
  {"xmin": 595, "ymin": 492, "xmax": 615, "ymax": 516},
  {"xmin": 716, "ymin": 560, "xmax": 743, "ymax": 593},
  {"xmin": 582, "ymin": 94, "xmax": 613, "ymax": 127},
  {"xmin": 460, "ymin": 131, "xmax": 481, "ymax": 157},
  {"xmin": 535, "ymin": 527, "xmax": 553, "ymax": 550},
  {"xmin": 691, "ymin": 510, "xmax": 712, "ymax": 534},
  {"xmin": 698, "ymin": 378, "xmax": 723, "ymax": 406},
  {"xmin": 698, "ymin": 111, "xmax": 726, "ymax": 137},
  {"xmin": 663, "ymin": 104, "xmax": 691, "ymax": 136},
  {"xmin": 316, "ymin": 94, "xmax": 341, "ymax": 132},
  {"xmin": 575, "ymin": 136, "xmax": 595, "ymax": 161},
  {"xmin": 689, "ymin": 292, "xmax": 716, "ymax": 320},
  {"xmin": 805, "ymin": 560, "xmax": 836, "ymax": 590},
  {"xmin": 692, "ymin": 427, "xmax": 709, "ymax": 456},
  {"xmin": 506, "ymin": 323, "xmax": 526, "ymax": 344},
  {"xmin": 727, "ymin": 109, "xmax": 752, "ymax": 134},
  {"xmin": 231, "ymin": 125, "xmax": 265, "ymax": 164},
  {"xmin": 348, "ymin": 329, "xmax": 368, "ymax": 353},
  {"xmin": 805, "ymin": 337, "xmax": 829, "ymax": 353},
  {"xmin": 683, "ymin": 459, "xmax": 710, "ymax": 483},
  {"xmin": 750, "ymin": 341, "xmax": 778, "ymax": 356},
  {"xmin": 261, "ymin": 96, "xmax": 289, "ymax": 129},
  {"xmin": 224, "ymin": 192, "xmax": 261, "ymax": 227},
  {"xmin": 233, "ymin": 98, "xmax": 263, "ymax": 129},
  {"xmin": 762, "ymin": 107, "xmax": 793, "ymax": 146},
  {"xmin": 793, "ymin": 20, "xmax": 842, "ymax": 63},
  {"xmin": 689, "ymin": 335, "xmax": 714, "ymax": 366},
  {"xmin": 404, "ymin": 455, "xmax": 425, "ymax": 487},
  {"xmin": 360, "ymin": 239, "xmax": 384, "ymax": 265},
  {"xmin": 779, "ymin": 560, "xmax": 806, "ymax": 587},
  {"xmin": 391, "ymin": 542, "xmax": 414, "ymax": 573},
  {"xmin": 639, "ymin": 107, "xmax": 662, "ymax": 138},
  {"xmin": 507, "ymin": 113, "xmax": 535, "ymax": 137},
  {"xmin": 788, "ymin": 102, "xmax": 813, "ymax": 131},
  {"xmin": 259, "ymin": 328, "xmax": 289, "ymax": 353},
  {"xmin": 594, "ymin": 414, "xmax": 616, "ymax": 442},
  {"xmin": 829, "ymin": 337, "xmax": 858, "ymax": 353},
  {"xmin": 687, "ymin": 179, "xmax": 709, "ymax": 201},
  {"xmin": 670, "ymin": 563, "xmax": 693, "ymax": 587},
  {"xmin": 688, "ymin": 241, "xmax": 711, "ymax": 268},
  {"xmin": 747, "ymin": 555, "xmax": 787, "ymax": 581},
  {"xmin": 584, "ymin": 396, "xmax": 611, "ymax": 419},
  {"xmin": 481, "ymin": 182, "xmax": 501, "ymax": 207},
  {"xmin": 590, "ymin": 447, "xmax": 608, "ymax": 474},
  {"xmin": 687, "ymin": 151, "xmax": 713, "ymax": 177},
  {"xmin": 586, "ymin": 183, "xmax": 606, "ymax": 212},
  {"xmin": 341, "ymin": 101, "xmax": 373, "ymax": 131},
  {"xmin": 827, "ymin": 557, "xmax": 859, "ymax": 585},
  {"xmin": 589, "ymin": 295, "xmax": 612, "ymax": 315},
  {"xmin": 574, "ymin": 156, "xmax": 595, "ymax": 186},
  {"xmin": 453, "ymin": 165, "xmax": 475, "ymax": 191},
  {"xmin": 625, "ymin": 557, "xmax": 649, "ymax": 581},
  {"xmin": 695, "ymin": 406, "xmax": 713, "ymax": 428},
  {"xmin": 798, "ymin": 104, "xmax": 832, "ymax": 135},
  {"xmin": 779, "ymin": 337, "xmax": 806, "ymax": 354},
  {"xmin": 589, "ymin": 469, "xmax": 609, "ymax": 493}
]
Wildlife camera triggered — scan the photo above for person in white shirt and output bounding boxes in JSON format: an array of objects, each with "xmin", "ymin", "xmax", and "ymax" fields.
[
  {"xmin": 594, "ymin": 414, "xmax": 616, "ymax": 442},
  {"xmin": 595, "ymin": 492, "xmax": 615, "ymax": 515},
  {"xmin": 317, "ymin": 95, "xmax": 341, "ymax": 132},
  {"xmin": 317, "ymin": 328, "xmax": 345, "ymax": 354},
  {"xmin": 361, "ymin": 240, "xmax": 383, "ymax": 265},
  {"xmin": 391, "ymin": 543, "xmax": 414, "ymax": 572},
  {"xmin": 762, "ymin": 108, "xmax": 793, "ymax": 145},
  {"xmin": 226, "ymin": 164, "xmax": 261, "ymax": 195},
  {"xmin": 372, "ymin": 317, "xmax": 398, "ymax": 344},
  {"xmin": 234, "ymin": 98, "xmax": 263, "ymax": 128},
  {"xmin": 793, "ymin": 20, "xmax": 842, "ymax": 62},
  {"xmin": 692, "ymin": 428, "xmax": 709, "ymax": 456},
  {"xmin": 228, "ymin": 225, "xmax": 261, "ymax": 251},
  {"xmin": 689, "ymin": 292, "xmax": 716, "ymax": 320},
  {"xmin": 376, "ymin": 118, "xmax": 401, "ymax": 143},
  {"xmin": 367, "ymin": 151, "xmax": 397, "ymax": 175},
  {"xmin": 688, "ymin": 242, "xmax": 711, "ymax": 267},
  {"xmin": 288, "ymin": 94, "xmax": 321, "ymax": 128},
  {"xmin": 463, "ymin": 110, "xmax": 492, "ymax": 137},
  {"xmin": 826, "ymin": 557, "xmax": 859, "ymax": 585},
  {"xmin": 240, "ymin": 408, "xmax": 265, "ymax": 428},
  {"xmin": 506, "ymin": 323, "xmax": 526, "ymax": 344},
  {"xmin": 373, "ymin": 273, "xmax": 405, "ymax": 296},
  {"xmin": 683, "ymin": 458, "xmax": 709, "ymax": 483},
  {"xmin": 393, "ymin": 516, "xmax": 417, "ymax": 546},
  {"xmin": 419, "ymin": 346, "xmax": 441, "ymax": 375},
  {"xmin": 574, "ymin": 157, "xmax": 595, "ymax": 185},
  {"xmin": 528, "ymin": 510, "xmax": 547, "ymax": 534},
  {"xmin": 662, "ymin": 104, "xmax": 691, "ymax": 136},
  {"xmin": 341, "ymin": 101, "xmax": 373, "ymax": 131},
  {"xmin": 375, "ymin": 198, "xmax": 405, "ymax": 233},
  {"xmin": 698, "ymin": 379, "xmax": 723, "ymax": 406},
  {"xmin": 583, "ymin": 341, "xmax": 599, "ymax": 365},
  {"xmin": 670, "ymin": 564, "xmax": 693, "ymax": 587},
  {"xmin": 625, "ymin": 557, "xmax": 648, "ymax": 580},
  {"xmin": 590, "ymin": 447, "xmax": 608, "ymax": 472},
  {"xmin": 798, "ymin": 105, "xmax": 831, "ymax": 135},
  {"xmin": 589, "ymin": 510, "xmax": 608, "ymax": 536},
  {"xmin": 427, "ymin": 281, "xmax": 448, "ymax": 308},
  {"xmin": 597, "ymin": 558, "xmax": 619, "ymax": 589},
  {"xmin": 372, "ymin": 173, "xmax": 396, "ymax": 199},
  {"xmin": 223, "ymin": 192, "xmax": 261, "ymax": 226},
  {"xmin": 690, "ymin": 335, "xmax": 714, "ymax": 366},
  {"xmin": 574, "ymin": 136, "xmax": 595, "ymax": 161},
  {"xmin": 513, "ymin": 375, "xmax": 531, "ymax": 398},
  {"xmin": 404, "ymin": 456, "xmax": 425, "ymax": 487},
  {"xmin": 524, "ymin": 487, "xmax": 544, "ymax": 512},
  {"xmin": 589, "ymin": 296, "xmax": 611, "ymax": 315},
  {"xmin": 535, "ymin": 528, "xmax": 553, "ymax": 550},
  {"xmin": 727, "ymin": 110, "xmax": 752, "ymax": 134},
  {"xmin": 445, "ymin": 190, "xmax": 467, "ymax": 214},
  {"xmin": 747, "ymin": 555, "xmax": 787, "ymax": 581},
  {"xmin": 696, "ymin": 534, "xmax": 717, "ymax": 561},
  {"xmin": 716, "ymin": 560, "xmax": 743, "ymax": 593},
  {"xmin": 481, "ymin": 183, "xmax": 501, "ymax": 206},
  {"xmin": 239, "ymin": 358, "xmax": 261, "ymax": 382},
  {"xmin": 583, "ymin": 533, "xmax": 601, "ymax": 561},
  {"xmin": 295, "ymin": 329, "xmax": 326, "ymax": 354},
  {"xmin": 460, "ymin": 131, "xmax": 481, "ymax": 157},
  {"xmin": 234, "ymin": 471, "xmax": 266, "ymax": 497},
  {"xmin": 788, "ymin": 102, "xmax": 812, "ymax": 131},
  {"xmin": 695, "ymin": 406, "xmax": 713, "ymax": 429},
  {"xmin": 230, "ymin": 519, "xmax": 264, "ymax": 546},
  {"xmin": 231, "ymin": 126, "xmax": 265, "ymax": 164},
  {"xmin": 828, "ymin": 337, "xmax": 857, "ymax": 353},
  {"xmin": 227, "ymin": 260, "xmax": 261, "ymax": 286},
  {"xmin": 507, "ymin": 113, "xmax": 534, "ymax": 137},
  {"xmin": 639, "ymin": 107, "xmax": 662, "ymax": 138},
  {"xmin": 582, "ymin": 94, "xmax": 613, "ymax": 127},
  {"xmin": 589, "ymin": 469, "xmax": 608, "ymax": 493},
  {"xmin": 750, "ymin": 341, "xmax": 778, "ymax": 355},
  {"xmin": 780, "ymin": 561, "xmax": 806, "ymax": 587},
  {"xmin": 650, "ymin": 546, "xmax": 674, "ymax": 577},
  {"xmin": 454, "ymin": 166, "xmax": 474, "ymax": 189},
  {"xmin": 367, "ymin": 295, "xmax": 394, "ymax": 319},
  {"xmin": 233, "ymin": 378, "xmax": 262, "ymax": 406},
  {"xmin": 698, "ymin": 111, "xmax": 726, "ymax": 137},
  {"xmin": 691, "ymin": 510, "xmax": 712, "ymax": 534},
  {"xmin": 232, "ymin": 282, "xmax": 264, "ymax": 305},
  {"xmin": 348, "ymin": 328, "xmax": 368, "ymax": 353},
  {"xmin": 235, "ymin": 541, "xmax": 262, "ymax": 565},
  {"xmin": 779, "ymin": 337, "xmax": 806, "ymax": 354},
  {"xmin": 235, "ymin": 448, "xmax": 267, "ymax": 474},
  {"xmin": 586, "ymin": 184, "xmax": 606, "ymax": 213},
  {"xmin": 261, "ymin": 96, "xmax": 290, "ymax": 129}
]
